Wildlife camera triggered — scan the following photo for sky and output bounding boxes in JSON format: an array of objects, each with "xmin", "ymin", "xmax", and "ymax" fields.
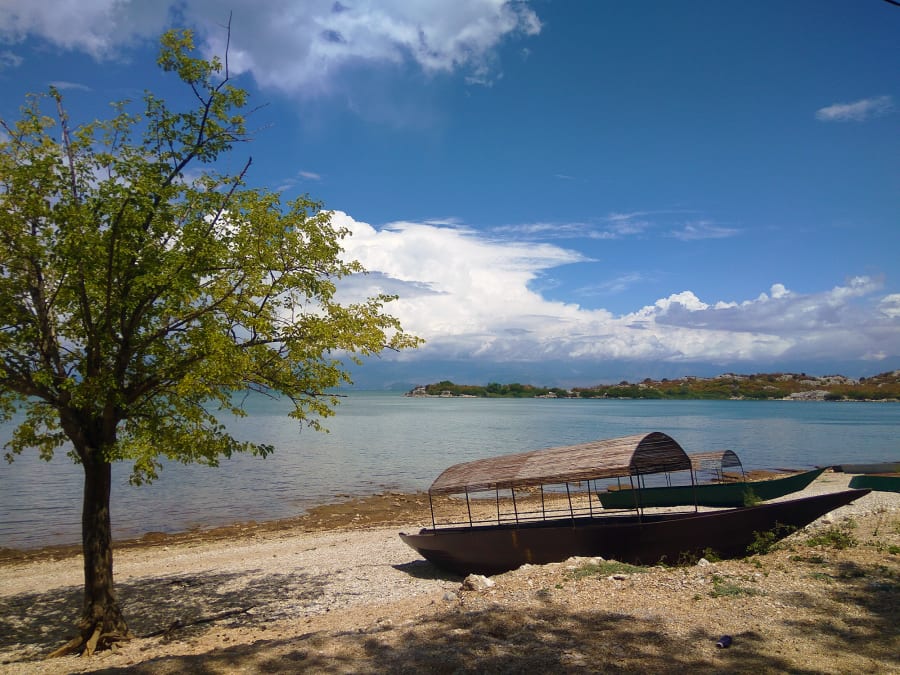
[{"xmin": 1, "ymin": 1, "xmax": 898, "ymax": 389}]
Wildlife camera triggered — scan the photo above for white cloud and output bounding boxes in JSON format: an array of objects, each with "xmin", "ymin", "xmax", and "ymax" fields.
[
  {"xmin": 593, "ymin": 210, "xmax": 708, "ymax": 241},
  {"xmin": 600, "ymin": 215, "xmax": 650, "ymax": 239},
  {"xmin": 815, "ymin": 95, "xmax": 894, "ymax": 122},
  {"xmin": 669, "ymin": 220, "xmax": 739, "ymax": 241},
  {"xmin": 769, "ymin": 283, "xmax": 790, "ymax": 299},
  {"xmin": 497, "ymin": 212, "xmax": 659, "ymax": 243},
  {"xmin": 653, "ymin": 291, "xmax": 709, "ymax": 313},
  {"xmin": 0, "ymin": 1, "xmax": 540, "ymax": 95},
  {"xmin": 577, "ymin": 272, "xmax": 645, "ymax": 297},
  {"xmin": 494, "ymin": 221, "xmax": 594, "ymax": 239},
  {"xmin": 330, "ymin": 212, "xmax": 899, "ymax": 367},
  {"xmin": 210, "ymin": 0, "xmax": 541, "ymax": 94},
  {"xmin": 0, "ymin": 50, "xmax": 23, "ymax": 69},
  {"xmin": 48, "ymin": 80, "xmax": 91, "ymax": 91},
  {"xmin": 877, "ymin": 294, "xmax": 900, "ymax": 318},
  {"xmin": 0, "ymin": 1, "xmax": 172, "ymax": 57},
  {"xmin": 331, "ymin": 211, "xmax": 590, "ymax": 345}
]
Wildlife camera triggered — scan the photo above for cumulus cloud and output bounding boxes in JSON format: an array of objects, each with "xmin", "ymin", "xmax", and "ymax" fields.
[
  {"xmin": 206, "ymin": 0, "xmax": 540, "ymax": 94},
  {"xmin": 329, "ymin": 212, "xmax": 898, "ymax": 367},
  {"xmin": 815, "ymin": 95, "xmax": 894, "ymax": 122},
  {"xmin": 331, "ymin": 211, "xmax": 590, "ymax": 348},
  {"xmin": 877, "ymin": 294, "xmax": 900, "ymax": 318},
  {"xmin": 0, "ymin": 1, "xmax": 172, "ymax": 57},
  {"xmin": 0, "ymin": 1, "xmax": 540, "ymax": 95}
]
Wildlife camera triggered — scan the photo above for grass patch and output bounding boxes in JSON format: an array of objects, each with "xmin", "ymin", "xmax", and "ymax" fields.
[
  {"xmin": 566, "ymin": 560, "xmax": 648, "ymax": 580},
  {"xmin": 806, "ymin": 525, "xmax": 858, "ymax": 550},
  {"xmin": 742, "ymin": 489, "xmax": 763, "ymax": 507},
  {"xmin": 701, "ymin": 547, "xmax": 722, "ymax": 562},
  {"xmin": 709, "ymin": 574, "xmax": 762, "ymax": 598},
  {"xmin": 746, "ymin": 523, "xmax": 798, "ymax": 556},
  {"xmin": 673, "ymin": 548, "xmax": 721, "ymax": 565}
]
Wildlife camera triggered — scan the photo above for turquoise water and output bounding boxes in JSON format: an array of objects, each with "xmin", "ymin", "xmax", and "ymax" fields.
[{"xmin": 1, "ymin": 393, "xmax": 897, "ymax": 549}]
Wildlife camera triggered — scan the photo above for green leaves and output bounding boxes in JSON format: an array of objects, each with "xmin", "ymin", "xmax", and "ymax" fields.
[{"xmin": 0, "ymin": 28, "xmax": 421, "ymax": 479}]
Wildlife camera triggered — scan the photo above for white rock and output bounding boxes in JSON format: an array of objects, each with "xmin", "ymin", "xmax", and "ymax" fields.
[{"xmin": 462, "ymin": 574, "xmax": 495, "ymax": 591}]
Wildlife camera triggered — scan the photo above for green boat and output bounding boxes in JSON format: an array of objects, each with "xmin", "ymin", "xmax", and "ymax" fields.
[
  {"xmin": 835, "ymin": 461, "xmax": 900, "ymax": 474},
  {"xmin": 598, "ymin": 454, "xmax": 827, "ymax": 508},
  {"xmin": 848, "ymin": 474, "xmax": 900, "ymax": 493}
]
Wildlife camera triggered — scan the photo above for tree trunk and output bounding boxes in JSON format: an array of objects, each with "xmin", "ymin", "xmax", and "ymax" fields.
[{"xmin": 75, "ymin": 457, "xmax": 131, "ymax": 654}]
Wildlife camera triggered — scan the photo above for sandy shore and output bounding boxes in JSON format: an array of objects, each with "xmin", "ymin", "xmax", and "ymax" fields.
[{"xmin": 1, "ymin": 471, "xmax": 898, "ymax": 674}]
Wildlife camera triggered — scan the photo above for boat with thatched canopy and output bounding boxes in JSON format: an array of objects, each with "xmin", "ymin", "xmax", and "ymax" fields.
[
  {"xmin": 399, "ymin": 432, "xmax": 868, "ymax": 575},
  {"xmin": 597, "ymin": 449, "xmax": 826, "ymax": 508}
]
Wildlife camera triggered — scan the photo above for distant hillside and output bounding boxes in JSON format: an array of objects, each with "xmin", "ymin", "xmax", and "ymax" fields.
[{"xmin": 406, "ymin": 371, "xmax": 900, "ymax": 401}]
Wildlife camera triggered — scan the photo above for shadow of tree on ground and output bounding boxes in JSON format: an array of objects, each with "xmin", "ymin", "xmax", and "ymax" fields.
[
  {"xmin": 0, "ymin": 568, "xmax": 329, "ymax": 660},
  {"xmin": 780, "ymin": 558, "xmax": 900, "ymax": 667},
  {"xmin": 83, "ymin": 605, "xmax": 825, "ymax": 675}
]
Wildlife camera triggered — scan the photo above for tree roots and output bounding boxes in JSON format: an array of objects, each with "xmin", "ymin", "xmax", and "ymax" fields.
[{"xmin": 47, "ymin": 627, "xmax": 133, "ymax": 659}]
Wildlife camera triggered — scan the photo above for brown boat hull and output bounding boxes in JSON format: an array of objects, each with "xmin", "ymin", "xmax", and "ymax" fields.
[{"xmin": 399, "ymin": 489, "xmax": 870, "ymax": 575}]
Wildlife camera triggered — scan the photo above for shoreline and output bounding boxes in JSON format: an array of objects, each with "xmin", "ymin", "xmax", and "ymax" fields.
[
  {"xmin": 0, "ymin": 490, "xmax": 433, "ymax": 565},
  {"xmin": 0, "ymin": 467, "xmax": 868, "ymax": 562}
]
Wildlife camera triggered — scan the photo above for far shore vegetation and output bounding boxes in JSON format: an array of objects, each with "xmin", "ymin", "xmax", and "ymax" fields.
[{"xmin": 406, "ymin": 370, "xmax": 900, "ymax": 401}]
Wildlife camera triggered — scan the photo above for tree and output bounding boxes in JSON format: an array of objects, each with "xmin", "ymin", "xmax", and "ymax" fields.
[{"xmin": 0, "ymin": 28, "xmax": 421, "ymax": 655}]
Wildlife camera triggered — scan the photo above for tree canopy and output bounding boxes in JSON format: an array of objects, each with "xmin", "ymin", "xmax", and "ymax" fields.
[{"xmin": 0, "ymin": 28, "xmax": 420, "ymax": 654}]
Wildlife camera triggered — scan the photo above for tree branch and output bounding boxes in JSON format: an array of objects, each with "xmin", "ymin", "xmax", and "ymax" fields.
[{"xmin": 52, "ymin": 88, "xmax": 80, "ymax": 203}]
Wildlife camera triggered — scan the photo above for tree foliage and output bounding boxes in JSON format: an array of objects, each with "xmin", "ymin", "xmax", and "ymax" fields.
[{"xmin": 0, "ymin": 28, "xmax": 420, "ymax": 654}]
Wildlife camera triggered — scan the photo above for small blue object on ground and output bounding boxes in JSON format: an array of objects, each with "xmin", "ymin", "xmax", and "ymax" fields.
[{"xmin": 716, "ymin": 635, "xmax": 733, "ymax": 649}]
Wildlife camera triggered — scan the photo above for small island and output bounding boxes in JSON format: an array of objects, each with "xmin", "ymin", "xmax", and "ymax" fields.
[{"xmin": 406, "ymin": 370, "xmax": 900, "ymax": 401}]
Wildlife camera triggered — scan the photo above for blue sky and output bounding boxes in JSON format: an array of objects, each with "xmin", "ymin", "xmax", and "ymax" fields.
[{"xmin": 1, "ymin": 1, "xmax": 898, "ymax": 388}]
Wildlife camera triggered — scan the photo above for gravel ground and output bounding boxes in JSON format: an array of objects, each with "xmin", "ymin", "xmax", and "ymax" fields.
[{"xmin": 1, "ymin": 470, "xmax": 898, "ymax": 674}]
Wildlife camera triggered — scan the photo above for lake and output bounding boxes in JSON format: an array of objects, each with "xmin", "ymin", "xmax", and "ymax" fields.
[{"xmin": 1, "ymin": 393, "xmax": 898, "ymax": 549}]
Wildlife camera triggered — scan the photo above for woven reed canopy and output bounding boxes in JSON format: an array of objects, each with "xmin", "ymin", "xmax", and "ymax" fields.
[
  {"xmin": 690, "ymin": 450, "xmax": 744, "ymax": 476},
  {"xmin": 429, "ymin": 432, "xmax": 692, "ymax": 495}
]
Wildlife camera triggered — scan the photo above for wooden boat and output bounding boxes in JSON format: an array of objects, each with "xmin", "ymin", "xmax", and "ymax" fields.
[
  {"xmin": 399, "ymin": 432, "xmax": 869, "ymax": 576},
  {"xmin": 597, "ymin": 454, "xmax": 826, "ymax": 508},
  {"xmin": 848, "ymin": 474, "xmax": 900, "ymax": 493},
  {"xmin": 834, "ymin": 461, "xmax": 900, "ymax": 474}
]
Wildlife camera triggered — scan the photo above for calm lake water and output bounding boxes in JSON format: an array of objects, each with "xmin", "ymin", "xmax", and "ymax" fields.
[{"xmin": 1, "ymin": 393, "xmax": 898, "ymax": 549}]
